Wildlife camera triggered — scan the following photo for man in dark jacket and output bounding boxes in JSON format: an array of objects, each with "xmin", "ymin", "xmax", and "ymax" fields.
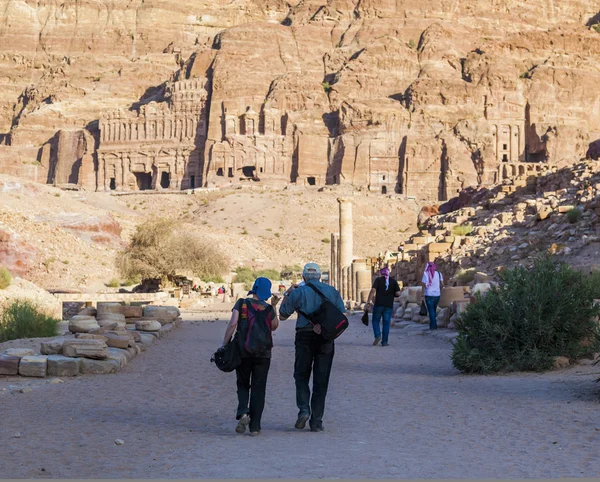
[
  {"xmin": 279, "ymin": 262, "xmax": 346, "ymax": 432},
  {"xmin": 365, "ymin": 267, "xmax": 401, "ymax": 346}
]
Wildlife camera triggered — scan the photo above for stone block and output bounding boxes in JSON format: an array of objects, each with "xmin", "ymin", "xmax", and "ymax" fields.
[
  {"xmin": 47, "ymin": 355, "xmax": 80, "ymax": 377},
  {"xmin": 122, "ymin": 306, "xmax": 143, "ymax": 318},
  {"xmin": 0, "ymin": 355, "xmax": 20, "ymax": 375},
  {"xmin": 537, "ymin": 206, "xmax": 553, "ymax": 220},
  {"xmin": 75, "ymin": 333, "xmax": 108, "ymax": 341},
  {"xmin": 62, "ymin": 339, "xmax": 108, "ymax": 359},
  {"xmin": 19, "ymin": 356, "xmax": 47, "ymax": 377},
  {"xmin": 79, "ymin": 358, "xmax": 120, "ymax": 375},
  {"xmin": 142, "ymin": 306, "xmax": 179, "ymax": 323},
  {"xmin": 159, "ymin": 323, "xmax": 175, "ymax": 335},
  {"xmin": 69, "ymin": 318, "xmax": 100, "ymax": 333},
  {"xmin": 3, "ymin": 348, "xmax": 35, "ymax": 358},
  {"xmin": 138, "ymin": 333, "xmax": 156, "ymax": 347},
  {"xmin": 97, "ymin": 303, "xmax": 124, "ymax": 315},
  {"xmin": 104, "ymin": 332, "xmax": 131, "ymax": 349},
  {"xmin": 428, "ymin": 243, "xmax": 452, "ymax": 254},
  {"xmin": 40, "ymin": 338, "xmax": 65, "ymax": 355},
  {"xmin": 136, "ymin": 320, "xmax": 161, "ymax": 332},
  {"xmin": 407, "ymin": 287, "xmax": 423, "ymax": 304},
  {"xmin": 558, "ymin": 205, "xmax": 575, "ymax": 214},
  {"xmin": 106, "ymin": 348, "xmax": 130, "ymax": 367},
  {"xmin": 439, "ymin": 287, "xmax": 467, "ymax": 308},
  {"xmin": 472, "ymin": 283, "xmax": 492, "ymax": 297},
  {"xmin": 78, "ymin": 307, "xmax": 97, "ymax": 317}
]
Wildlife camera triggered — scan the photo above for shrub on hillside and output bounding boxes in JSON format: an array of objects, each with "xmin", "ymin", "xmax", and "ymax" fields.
[
  {"xmin": 0, "ymin": 267, "xmax": 12, "ymax": 290},
  {"xmin": 452, "ymin": 256, "xmax": 600, "ymax": 374},
  {"xmin": 117, "ymin": 219, "xmax": 228, "ymax": 285},
  {"xmin": 106, "ymin": 278, "xmax": 120, "ymax": 288},
  {"xmin": 0, "ymin": 299, "xmax": 60, "ymax": 342},
  {"xmin": 452, "ymin": 224, "xmax": 474, "ymax": 236},
  {"xmin": 234, "ymin": 267, "xmax": 281, "ymax": 290},
  {"xmin": 566, "ymin": 208, "xmax": 582, "ymax": 224},
  {"xmin": 455, "ymin": 268, "xmax": 477, "ymax": 285}
]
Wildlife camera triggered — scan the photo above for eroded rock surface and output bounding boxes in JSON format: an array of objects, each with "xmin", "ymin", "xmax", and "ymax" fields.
[{"xmin": 1, "ymin": 1, "xmax": 600, "ymax": 200}]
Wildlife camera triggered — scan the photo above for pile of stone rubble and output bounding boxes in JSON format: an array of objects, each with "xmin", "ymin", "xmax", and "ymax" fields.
[
  {"xmin": 0, "ymin": 303, "xmax": 181, "ymax": 377},
  {"xmin": 392, "ymin": 160, "xmax": 600, "ymax": 285}
]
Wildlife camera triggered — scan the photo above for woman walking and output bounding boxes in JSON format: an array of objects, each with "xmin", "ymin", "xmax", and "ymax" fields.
[
  {"xmin": 222, "ymin": 277, "xmax": 280, "ymax": 436},
  {"xmin": 421, "ymin": 262, "xmax": 444, "ymax": 330}
]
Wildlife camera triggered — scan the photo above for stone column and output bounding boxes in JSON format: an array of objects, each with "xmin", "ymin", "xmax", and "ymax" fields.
[
  {"xmin": 338, "ymin": 197, "xmax": 353, "ymax": 300},
  {"xmin": 330, "ymin": 233, "xmax": 339, "ymax": 289},
  {"xmin": 336, "ymin": 237, "xmax": 342, "ymax": 295},
  {"xmin": 352, "ymin": 260, "xmax": 367, "ymax": 301},
  {"xmin": 356, "ymin": 270, "xmax": 372, "ymax": 304}
]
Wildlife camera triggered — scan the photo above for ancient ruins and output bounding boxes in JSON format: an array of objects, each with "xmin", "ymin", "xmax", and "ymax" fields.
[{"xmin": 0, "ymin": 0, "xmax": 598, "ymax": 201}]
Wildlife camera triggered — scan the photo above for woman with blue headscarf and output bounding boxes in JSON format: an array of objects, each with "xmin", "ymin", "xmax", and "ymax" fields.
[{"xmin": 222, "ymin": 277, "xmax": 280, "ymax": 436}]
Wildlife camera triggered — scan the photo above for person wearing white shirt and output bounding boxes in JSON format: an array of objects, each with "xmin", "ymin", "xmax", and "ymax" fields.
[{"xmin": 420, "ymin": 262, "xmax": 444, "ymax": 330}]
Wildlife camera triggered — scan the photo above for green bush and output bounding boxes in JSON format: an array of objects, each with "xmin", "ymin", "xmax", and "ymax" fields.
[
  {"xmin": 452, "ymin": 256, "xmax": 600, "ymax": 374},
  {"xmin": 234, "ymin": 267, "xmax": 280, "ymax": 290},
  {"xmin": 0, "ymin": 299, "xmax": 60, "ymax": 342},
  {"xmin": 455, "ymin": 268, "xmax": 477, "ymax": 285},
  {"xmin": 106, "ymin": 278, "xmax": 120, "ymax": 288},
  {"xmin": 566, "ymin": 208, "xmax": 582, "ymax": 224},
  {"xmin": 0, "ymin": 267, "xmax": 12, "ymax": 290},
  {"xmin": 123, "ymin": 274, "xmax": 142, "ymax": 286},
  {"xmin": 585, "ymin": 270, "xmax": 600, "ymax": 299},
  {"xmin": 452, "ymin": 224, "xmax": 474, "ymax": 236},
  {"xmin": 322, "ymin": 238, "xmax": 331, "ymax": 243},
  {"xmin": 117, "ymin": 219, "xmax": 228, "ymax": 284}
]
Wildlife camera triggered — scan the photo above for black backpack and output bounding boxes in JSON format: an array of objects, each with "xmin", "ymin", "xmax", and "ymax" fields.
[
  {"xmin": 210, "ymin": 336, "xmax": 241, "ymax": 372},
  {"xmin": 299, "ymin": 284, "xmax": 348, "ymax": 341},
  {"xmin": 237, "ymin": 299, "xmax": 274, "ymax": 356}
]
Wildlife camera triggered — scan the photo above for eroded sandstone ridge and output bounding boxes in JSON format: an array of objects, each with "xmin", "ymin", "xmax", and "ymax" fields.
[{"xmin": 1, "ymin": 0, "xmax": 600, "ymax": 199}]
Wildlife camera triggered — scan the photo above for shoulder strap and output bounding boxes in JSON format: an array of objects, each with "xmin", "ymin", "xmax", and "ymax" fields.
[{"xmin": 305, "ymin": 282, "xmax": 327, "ymax": 300}]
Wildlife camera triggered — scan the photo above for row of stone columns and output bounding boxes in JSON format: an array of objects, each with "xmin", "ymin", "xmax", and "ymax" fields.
[{"xmin": 329, "ymin": 198, "xmax": 372, "ymax": 304}]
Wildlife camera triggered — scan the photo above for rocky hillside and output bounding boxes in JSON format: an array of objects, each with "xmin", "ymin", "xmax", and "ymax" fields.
[
  {"xmin": 1, "ymin": 1, "xmax": 600, "ymax": 199},
  {"xmin": 0, "ymin": 174, "xmax": 418, "ymax": 292},
  {"xmin": 394, "ymin": 159, "xmax": 600, "ymax": 285}
]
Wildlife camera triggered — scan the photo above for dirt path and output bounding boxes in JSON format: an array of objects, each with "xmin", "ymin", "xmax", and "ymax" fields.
[{"xmin": 1, "ymin": 313, "xmax": 600, "ymax": 478}]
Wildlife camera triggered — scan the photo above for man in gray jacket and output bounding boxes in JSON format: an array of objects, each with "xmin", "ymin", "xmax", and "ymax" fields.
[{"xmin": 279, "ymin": 263, "xmax": 346, "ymax": 432}]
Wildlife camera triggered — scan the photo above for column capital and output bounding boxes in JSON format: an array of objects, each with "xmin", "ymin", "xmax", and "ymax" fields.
[{"xmin": 337, "ymin": 197, "xmax": 353, "ymax": 204}]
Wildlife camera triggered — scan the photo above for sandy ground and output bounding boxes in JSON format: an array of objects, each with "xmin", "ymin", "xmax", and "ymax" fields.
[
  {"xmin": 0, "ymin": 174, "xmax": 420, "ymax": 292},
  {"xmin": 0, "ymin": 312, "xmax": 600, "ymax": 478}
]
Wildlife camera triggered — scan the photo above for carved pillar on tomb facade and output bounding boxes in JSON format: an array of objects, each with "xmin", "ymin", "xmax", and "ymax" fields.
[{"xmin": 98, "ymin": 153, "xmax": 106, "ymax": 192}]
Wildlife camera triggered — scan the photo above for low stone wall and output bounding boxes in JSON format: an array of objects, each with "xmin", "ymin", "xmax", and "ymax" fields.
[{"xmin": 0, "ymin": 304, "xmax": 182, "ymax": 378}]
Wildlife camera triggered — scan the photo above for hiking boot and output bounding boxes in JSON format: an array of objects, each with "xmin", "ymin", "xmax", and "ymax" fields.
[
  {"xmin": 310, "ymin": 425, "xmax": 324, "ymax": 432},
  {"xmin": 249, "ymin": 430, "xmax": 260, "ymax": 437},
  {"xmin": 381, "ymin": 342, "xmax": 389, "ymax": 346},
  {"xmin": 373, "ymin": 336, "xmax": 381, "ymax": 346},
  {"xmin": 235, "ymin": 414, "xmax": 250, "ymax": 434},
  {"xmin": 295, "ymin": 413, "xmax": 310, "ymax": 430}
]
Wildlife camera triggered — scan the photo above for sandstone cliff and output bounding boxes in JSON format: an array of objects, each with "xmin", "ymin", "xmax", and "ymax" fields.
[{"xmin": 1, "ymin": 0, "xmax": 600, "ymax": 200}]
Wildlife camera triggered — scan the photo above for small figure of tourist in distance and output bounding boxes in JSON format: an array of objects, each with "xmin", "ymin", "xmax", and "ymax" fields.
[
  {"xmin": 365, "ymin": 267, "xmax": 401, "ymax": 346},
  {"xmin": 421, "ymin": 262, "xmax": 444, "ymax": 330},
  {"xmin": 222, "ymin": 277, "xmax": 280, "ymax": 436},
  {"xmin": 279, "ymin": 263, "xmax": 345, "ymax": 432}
]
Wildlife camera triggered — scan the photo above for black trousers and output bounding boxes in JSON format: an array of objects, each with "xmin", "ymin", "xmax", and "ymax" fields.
[
  {"xmin": 236, "ymin": 356, "xmax": 271, "ymax": 432},
  {"xmin": 294, "ymin": 330, "xmax": 335, "ymax": 429}
]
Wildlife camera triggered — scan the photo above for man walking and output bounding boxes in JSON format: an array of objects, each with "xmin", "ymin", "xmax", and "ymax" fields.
[
  {"xmin": 279, "ymin": 263, "xmax": 345, "ymax": 432},
  {"xmin": 365, "ymin": 267, "xmax": 401, "ymax": 346}
]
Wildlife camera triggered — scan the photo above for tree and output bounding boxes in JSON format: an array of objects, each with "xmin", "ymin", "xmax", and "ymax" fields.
[{"xmin": 117, "ymin": 219, "xmax": 228, "ymax": 284}]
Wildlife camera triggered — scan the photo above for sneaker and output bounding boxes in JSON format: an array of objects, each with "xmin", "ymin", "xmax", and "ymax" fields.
[
  {"xmin": 250, "ymin": 430, "xmax": 260, "ymax": 437},
  {"xmin": 310, "ymin": 426, "xmax": 324, "ymax": 432},
  {"xmin": 381, "ymin": 343, "xmax": 389, "ymax": 346},
  {"xmin": 295, "ymin": 413, "xmax": 310, "ymax": 430},
  {"xmin": 373, "ymin": 336, "xmax": 381, "ymax": 346},
  {"xmin": 236, "ymin": 414, "xmax": 250, "ymax": 434}
]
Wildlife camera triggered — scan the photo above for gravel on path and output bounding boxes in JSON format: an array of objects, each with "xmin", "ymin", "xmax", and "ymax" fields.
[{"xmin": 1, "ymin": 312, "xmax": 600, "ymax": 478}]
